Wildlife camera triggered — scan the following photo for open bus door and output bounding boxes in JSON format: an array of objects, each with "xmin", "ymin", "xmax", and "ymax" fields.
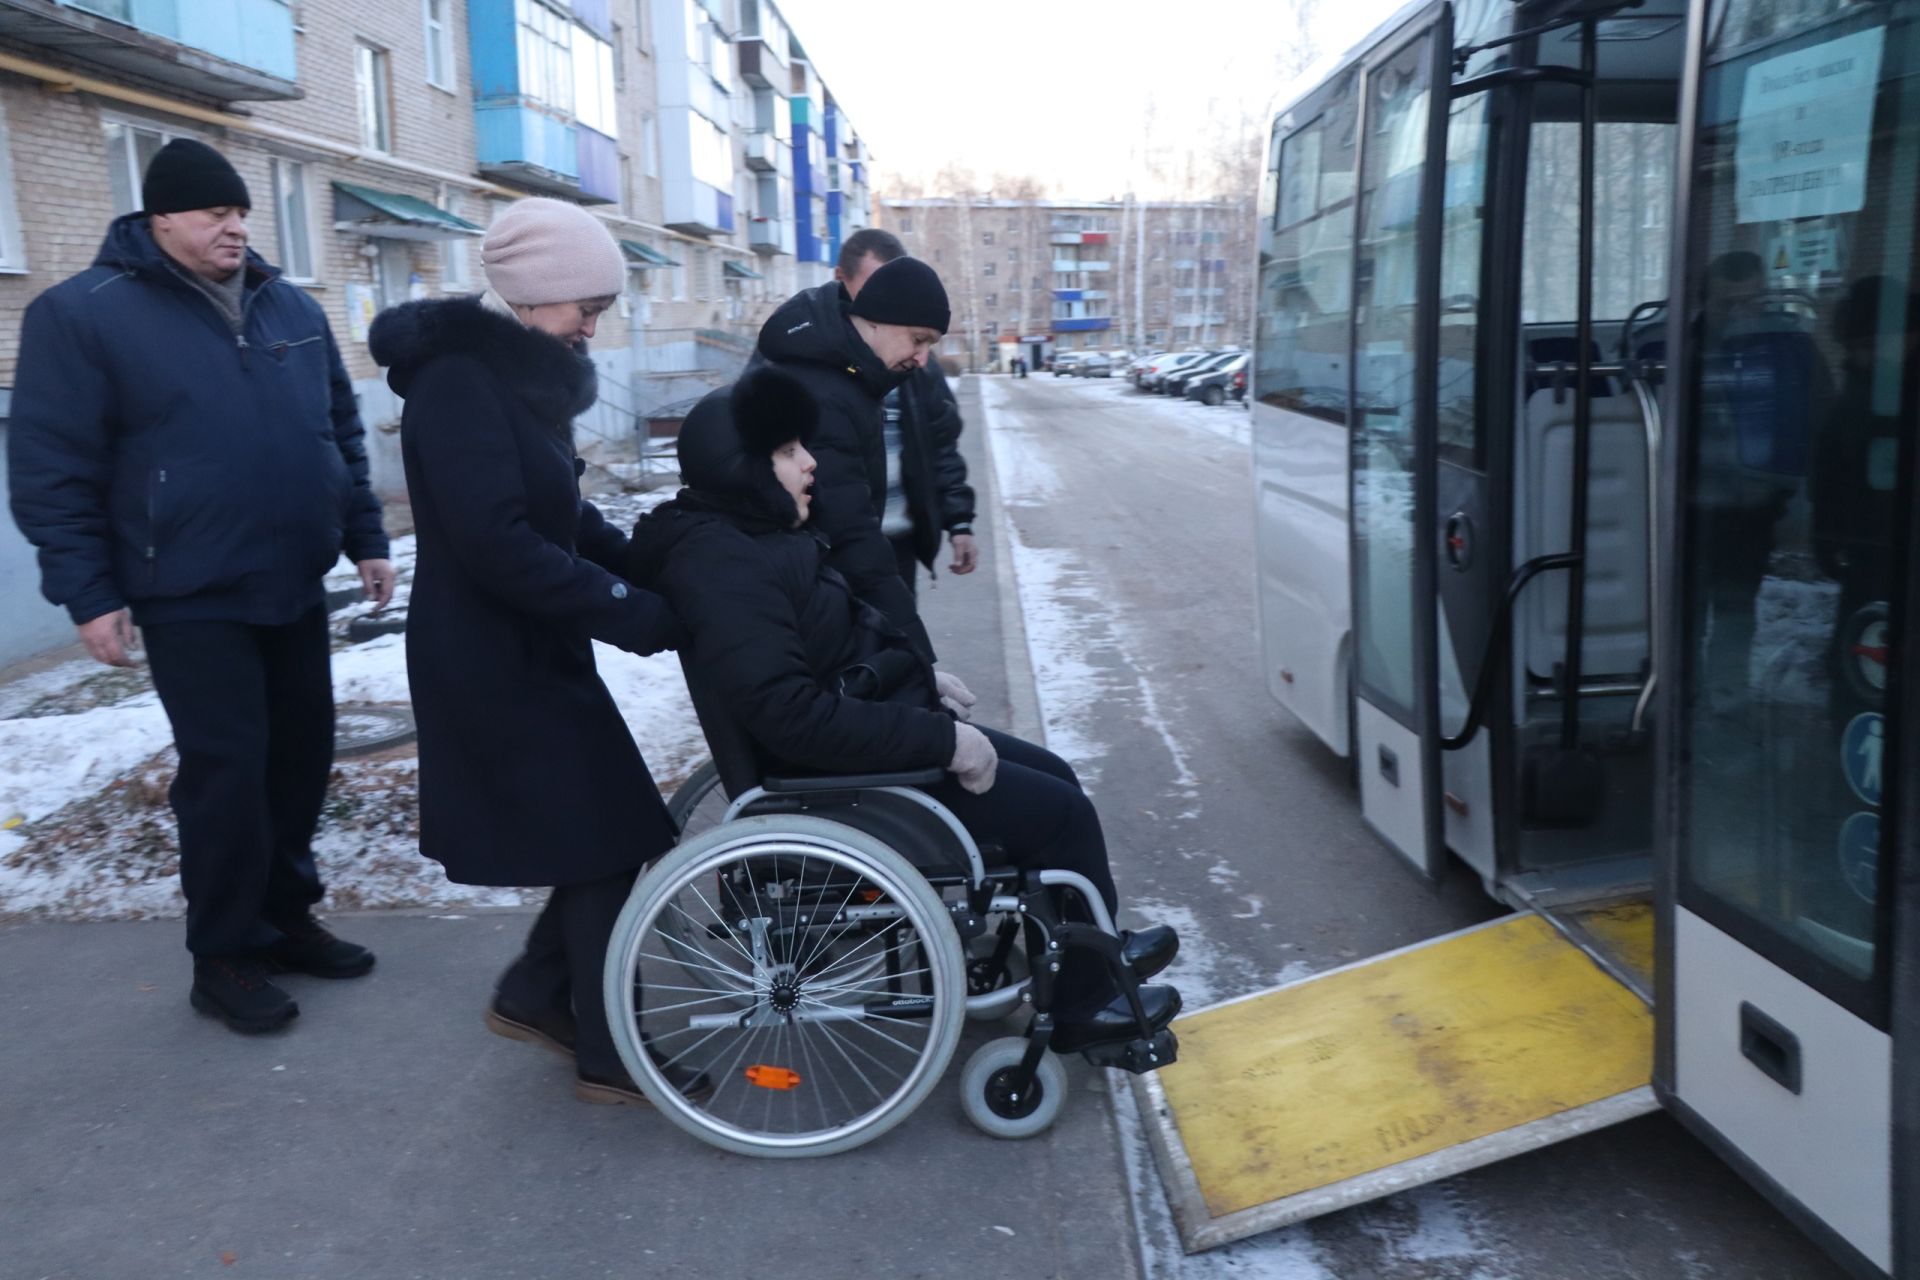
[
  {"xmin": 1347, "ymin": 0, "xmax": 1454, "ymax": 879},
  {"xmin": 1655, "ymin": 0, "xmax": 1920, "ymax": 1272}
]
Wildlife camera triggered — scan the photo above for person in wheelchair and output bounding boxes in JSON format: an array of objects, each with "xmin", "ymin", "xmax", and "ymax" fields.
[{"xmin": 626, "ymin": 368, "xmax": 1182, "ymax": 1051}]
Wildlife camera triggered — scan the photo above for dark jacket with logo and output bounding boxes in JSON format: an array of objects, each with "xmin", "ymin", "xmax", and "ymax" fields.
[
  {"xmin": 896, "ymin": 359, "xmax": 976, "ymax": 569},
  {"xmin": 370, "ymin": 297, "xmax": 678, "ymax": 887},
  {"xmin": 755, "ymin": 282, "xmax": 934, "ymax": 661},
  {"xmin": 7, "ymin": 213, "xmax": 386, "ymax": 626}
]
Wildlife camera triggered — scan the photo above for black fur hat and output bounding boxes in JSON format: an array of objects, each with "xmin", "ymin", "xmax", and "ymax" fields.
[{"xmin": 678, "ymin": 367, "xmax": 820, "ymax": 524}]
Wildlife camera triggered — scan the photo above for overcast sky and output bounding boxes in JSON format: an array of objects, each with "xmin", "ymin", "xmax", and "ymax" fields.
[{"xmin": 774, "ymin": 0, "xmax": 1407, "ymax": 199}]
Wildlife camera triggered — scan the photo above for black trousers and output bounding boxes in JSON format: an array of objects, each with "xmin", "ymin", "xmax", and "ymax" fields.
[
  {"xmin": 922, "ymin": 727, "xmax": 1120, "ymax": 1013},
  {"xmin": 142, "ymin": 606, "xmax": 333, "ymax": 958},
  {"xmin": 495, "ymin": 868, "xmax": 640, "ymax": 1078},
  {"xmin": 890, "ymin": 533, "xmax": 921, "ymax": 601}
]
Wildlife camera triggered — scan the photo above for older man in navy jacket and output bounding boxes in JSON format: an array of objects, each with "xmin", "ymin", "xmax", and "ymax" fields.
[{"xmin": 8, "ymin": 139, "xmax": 391, "ymax": 1035}]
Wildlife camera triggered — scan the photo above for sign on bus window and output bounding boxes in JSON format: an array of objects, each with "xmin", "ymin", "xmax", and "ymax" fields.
[{"xmin": 1735, "ymin": 26, "xmax": 1885, "ymax": 223}]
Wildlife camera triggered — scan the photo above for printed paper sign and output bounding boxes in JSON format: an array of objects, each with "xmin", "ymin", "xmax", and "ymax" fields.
[
  {"xmin": 1765, "ymin": 224, "xmax": 1842, "ymax": 274},
  {"xmin": 1735, "ymin": 26, "xmax": 1885, "ymax": 224}
]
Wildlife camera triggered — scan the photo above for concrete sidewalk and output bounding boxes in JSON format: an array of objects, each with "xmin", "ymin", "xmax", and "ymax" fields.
[{"xmin": 0, "ymin": 376, "xmax": 1143, "ymax": 1280}]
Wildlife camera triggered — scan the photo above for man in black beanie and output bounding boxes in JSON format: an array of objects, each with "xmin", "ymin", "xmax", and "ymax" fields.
[
  {"xmin": 8, "ymin": 137, "xmax": 393, "ymax": 1036},
  {"xmin": 754, "ymin": 255, "xmax": 953, "ymax": 666}
]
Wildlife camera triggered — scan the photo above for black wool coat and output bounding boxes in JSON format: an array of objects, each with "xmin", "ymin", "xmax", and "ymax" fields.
[
  {"xmin": 755, "ymin": 282, "xmax": 935, "ymax": 662},
  {"xmin": 369, "ymin": 298, "xmax": 678, "ymax": 887},
  {"xmin": 896, "ymin": 359, "xmax": 977, "ymax": 569},
  {"xmin": 626, "ymin": 494, "xmax": 956, "ymax": 801}
]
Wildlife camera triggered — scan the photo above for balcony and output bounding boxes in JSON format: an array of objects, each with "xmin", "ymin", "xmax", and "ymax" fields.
[
  {"xmin": 1049, "ymin": 232, "xmax": 1082, "ymax": 246},
  {"xmin": 1053, "ymin": 317, "xmax": 1112, "ymax": 333},
  {"xmin": 665, "ymin": 179, "xmax": 734, "ymax": 237},
  {"xmin": 0, "ymin": 0, "xmax": 299, "ymax": 100},
  {"xmin": 743, "ymin": 129, "xmax": 779, "ymax": 172},
  {"xmin": 475, "ymin": 106, "xmax": 618, "ymax": 204},
  {"xmin": 749, "ymin": 216, "xmax": 793, "ymax": 256},
  {"xmin": 737, "ymin": 34, "xmax": 788, "ymax": 88}
]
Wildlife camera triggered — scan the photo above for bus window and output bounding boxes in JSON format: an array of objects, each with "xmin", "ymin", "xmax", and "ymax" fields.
[
  {"xmin": 1255, "ymin": 78, "xmax": 1357, "ymax": 423},
  {"xmin": 1437, "ymin": 92, "xmax": 1491, "ymax": 465},
  {"xmin": 1679, "ymin": 1, "xmax": 1917, "ymax": 1012},
  {"xmin": 1521, "ymin": 122, "xmax": 1677, "ymax": 324}
]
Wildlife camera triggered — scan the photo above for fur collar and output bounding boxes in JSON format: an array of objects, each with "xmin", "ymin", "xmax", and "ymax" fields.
[{"xmin": 369, "ymin": 296, "xmax": 598, "ymax": 424}]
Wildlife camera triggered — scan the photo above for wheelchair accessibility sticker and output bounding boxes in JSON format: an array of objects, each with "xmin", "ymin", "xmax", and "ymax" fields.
[
  {"xmin": 1839, "ymin": 811, "xmax": 1879, "ymax": 904},
  {"xmin": 1841, "ymin": 713, "xmax": 1884, "ymax": 807}
]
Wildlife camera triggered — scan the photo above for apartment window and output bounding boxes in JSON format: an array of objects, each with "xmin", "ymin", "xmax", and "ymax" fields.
[
  {"xmin": 270, "ymin": 158, "xmax": 315, "ymax": 281},
  {"xmin": 985, "ymin": 293, "xmax": 996, "ymax": 309},
  {"xmin": 982, "ymin": 262, "xmax": 995, "ymax": 278},
  {"xmin": 423, "ymin": 0, "xmax": 454, "ymax": 91},
  {"xmin": 356, "ymin": 43, "xmax": 392, "ymax": 152},
  {"xmin": 610, "ymin": 24, "xmax": 625, "ymax": 89},
  {"xmin": 642, "ymin": 113, "xmax": 658, "ymax": 177},
  {"xmin": 0, "ymin": 99, "xmax": 24, "ymax": 271},
  {"xmin": 438, "ymin": 186, "xmax": 472, "ymax": 291},
  {"xmin": 104, "ymin": 119, "xmax": 177, "ymax": 215},
  {"xmin": 695, "ymin": 247, "xmax": 711, "ymax": 300},
  {"xmin": 517, "ymin": 0, "xmax": 573, "ymax": 113},
  {"xmin": 1007, "ymin": 215, "xmax": 1017, "ymax": 230},
  {"xmin": 900, "ymin": 215, "xmax": 912, "ymax": 232},
  {"xmin": 572, "ymin": 30, "xmax": 617, "ymax": 136},
  {"xmin": 1008, "ymin": 248, "xmax": 1018, "ymax": 261},
  {"xmin": 982, "ymin": 231, "xmax": 994, "ymax": 246}
]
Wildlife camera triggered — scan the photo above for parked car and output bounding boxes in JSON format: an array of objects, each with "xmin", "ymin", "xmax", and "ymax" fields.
[
  {"xmin": 1126, "ymin": 352, "xmax": 1166, "ymax": 385},
  {"xmin": 1051, "ymin": 352, "xmax": 1084, "ymax": 376},
  {"xmin": 1138, "ymin": 350, "xmax": 1209, "ymax": 392},
  {"xmin": 1079, "ymin": 352, "xmax": 1113, "ymax": 378},
  {"xmin": 1164, "ymin": 350, "xmax": 1241, "ymax": 398},
  {"xmin": 1185, "ymin": 353, "xmax": 1250, "ymax": 406}
]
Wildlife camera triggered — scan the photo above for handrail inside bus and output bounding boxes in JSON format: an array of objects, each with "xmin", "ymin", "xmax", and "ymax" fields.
[
  {"xmin": 1439, "ymin": 552, "xmax": 1583, "ymax": 751},
  {"xmin": 1450, "ymin": 64, "xmax": 1594, "ymax": 98}
]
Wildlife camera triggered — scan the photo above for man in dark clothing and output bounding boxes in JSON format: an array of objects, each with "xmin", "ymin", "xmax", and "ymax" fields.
[
  {"xmin": 8, "ymin": 139, "xmax": 392, "ymax": 1036},
  {"xmin": 832, "ymin": 229, "xmax": 978, "ymax": 600},
  {"xmin": 753, "ymin": 253, "xmax": 949, "ymax": 661}
]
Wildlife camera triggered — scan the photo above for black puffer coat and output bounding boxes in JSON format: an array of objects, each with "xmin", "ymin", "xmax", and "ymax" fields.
[
  {"xmin": 370, "ymin": 297, "xmax": 678, "ymax": 886},
  {"xmin": 626, "ymin": 372, "xmax": 956, "ymax": 800},
  {"xmin": 755, "ymin": 282, "xmax": 934, "ymax": 661}
]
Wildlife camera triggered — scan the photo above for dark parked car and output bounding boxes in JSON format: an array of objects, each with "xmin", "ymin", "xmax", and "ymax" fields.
[
  {"xmin": 1079, "ymin": 352, "xmax": 1113, "ymax": 378},
  {"xmin": 1164, "ymin": 350, "xmax": 1241, "ymax": 398},
  {"xmin": 1186, "ymin": 353, "xmax": 1250, "ymax": 406},
  {"xmin": 1051, "ymin": 352, "xmax": 1084, "ymax": 376},
  {"xmin": 1138, "ymin": 350, "xmax": 1209, "ymax": 392}
]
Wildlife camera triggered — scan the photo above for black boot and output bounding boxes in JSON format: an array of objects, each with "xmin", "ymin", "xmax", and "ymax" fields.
[
  {"xmin": 191, "ymin": 957, "xmax": 299, "ymax": 1034},
  {"xmin": 1120, "ymin": 925, "xmax": 1179, "ymax": 980},
  {"xmin": 1051, "ymin": 983, "xmax": 1182, "ymax": 1054},
  {"xmin": 485, "ymin": 995, "xmax": 576, "ymax": 1058},
  {"xmin": 265, "ymin": 912, "xmax": 376, "ymax": 979}
]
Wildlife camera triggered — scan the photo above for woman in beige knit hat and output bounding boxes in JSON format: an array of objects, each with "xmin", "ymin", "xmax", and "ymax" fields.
[{"xmin": 369, "ymin": 197, "xmax": 709, "ymax": 1108}]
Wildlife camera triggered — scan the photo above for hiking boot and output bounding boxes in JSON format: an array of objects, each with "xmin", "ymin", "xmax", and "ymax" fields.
[
  {"xmin": 485, "ymin": 996, "xmax": 576, "ymax": 1059},
  {"xmin": 1050, "ymin": 983, "xmax": 1182, "ymax": 1054},
  {"xmin": 1120, "ymin": 925, "xmax": 1179, "ymax": 980},
  {"xmin": 191, "ymin": 957, "xmax": 299, "ymax": 1034},
  {"xmin": 576, "ymin": 1050, "xmax": 715, "ymax": 1107},
  {"xmin": 265, "ymin": 913, "xmax": 376, "ymax": 979}
]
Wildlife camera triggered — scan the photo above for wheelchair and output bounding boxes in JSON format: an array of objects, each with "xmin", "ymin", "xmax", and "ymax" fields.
[{"xmin": 601, "ymin": 757, "xmax": 1180, "ymax": 1158}]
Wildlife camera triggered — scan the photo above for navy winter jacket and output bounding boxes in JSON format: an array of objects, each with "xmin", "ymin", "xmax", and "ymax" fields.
[{"xmin": 7, "ymin": 213, "xmax": 387, "ymax": 627}]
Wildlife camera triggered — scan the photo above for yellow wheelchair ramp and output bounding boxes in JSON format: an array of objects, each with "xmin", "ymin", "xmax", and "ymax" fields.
[{"xmin": 1134, "ymin": 904, "xmax": 1656, "ymax": 1252}]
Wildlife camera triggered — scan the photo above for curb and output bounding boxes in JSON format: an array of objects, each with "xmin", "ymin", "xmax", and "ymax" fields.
[{"xmin": 971, "ymin": 376, "xmax": 1047, "ymax": 748}]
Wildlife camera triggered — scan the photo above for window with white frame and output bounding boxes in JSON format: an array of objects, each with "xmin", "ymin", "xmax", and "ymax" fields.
[
  {"xmin": 0, "ymin": 99, "xmax": 25, "ymax": 271},
  {"xmin": 104, "ymin": 119, "xmax": 179, "ymax": 215},
  {"xmin": 516, "ymin": 0, "xmax": 573, "ymax": 112},
  {"xmin": 357, "ymin": 43, "xmax": 393, "ymax": 152},
  {"xmin": 270, "ymin": 158, "xmax": 315, "ymax": 280},
  {"xmin": 642, "ymin": 113, "xmax": 659, "ymax": 177},
  {"xmin": 571, "ymin": 29, "xmax": 617, "ymax": 137},
  {"xmin": 695, "ymin": 247, "xmax": 711, "ymax": 300},
  {"xmin": 438, "ymin": 185, "xmax": 473, "ymax": 290},
  {"xmin": 423, "ymin": 0, "xmax": 454, "ymax": 90}
]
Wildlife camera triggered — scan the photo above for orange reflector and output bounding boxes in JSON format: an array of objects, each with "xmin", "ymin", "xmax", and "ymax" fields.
[
  {"xmin": 858, "ymin": 888, "xmax": 884, "ymax": 903},
  {"xmin": 745, "ymin": 1065, "xmax": 802, "ymax": 1090}
]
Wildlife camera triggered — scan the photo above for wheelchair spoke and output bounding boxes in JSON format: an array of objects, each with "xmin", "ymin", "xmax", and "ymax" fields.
[
  {"xmin": 641, "ymin": 990, "xmax": 752, "ymax": 1017},
  {"xmin": 798, "ymin": 1011, "xmax": 894, "ymax": 1103},
  {"xmin": 803, "ymin": 967, "xmax": 934, "ymax": 1001},
  {"xmin": 671, "ymin": 893, "xmax": 759, "ymax": 973},
  {"xmin": 794, "ymin": 993, "xmax": 928, "ymax": 1058},
  {"xmin": 642, "ymin": 942, "xmax": 752, "ymax": 985}
]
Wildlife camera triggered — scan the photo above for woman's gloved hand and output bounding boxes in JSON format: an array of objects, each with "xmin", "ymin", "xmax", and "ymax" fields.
[
  {"xmin": 934, "ymin": 670, "xmax": 977, "ymax": 722},
  {"xmin": 948, "ymin": 722, "xmax": 999, "ymax": 795}
]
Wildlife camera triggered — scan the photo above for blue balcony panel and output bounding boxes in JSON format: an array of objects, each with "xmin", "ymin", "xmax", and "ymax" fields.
[
  {"xmin": 569, "ymin": 0, "xmax": 612, "ymax": 40},
  {"xmin": 478, "ymin": 103, "xmax": 600, "ymax": 200},
  {"xmin": 1052, "ymin": 289, "xmax": 1083, "ymax": 302},
  {"xmin": 576, "ymin": 125, "xmax": 620, "ymax": 204},
  {"xmin": 0, "ymin": 0, "xmax": 298, "ymax": 99},
  {"xmin": 1053, "ymin": 317, "xmax": 1112, "ymax": 333},
  {"xmin": 714, "ymin": 190, "xmax": 735, "ymax": 234}
]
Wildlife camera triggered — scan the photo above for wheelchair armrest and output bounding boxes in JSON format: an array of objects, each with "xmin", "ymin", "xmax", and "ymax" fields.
[{"xmin": 761, "ymin": 768, "xmax": 946, "ymax": 793}]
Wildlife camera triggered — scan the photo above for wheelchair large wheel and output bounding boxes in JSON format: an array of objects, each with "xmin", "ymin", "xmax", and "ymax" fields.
[
  {"xmin": 665, "ymin": 760, "xmax": 726, "ymax": 839},
  {"xmin": 605, "ymin": 814, "xmax": 967, "ymax": 1158}
]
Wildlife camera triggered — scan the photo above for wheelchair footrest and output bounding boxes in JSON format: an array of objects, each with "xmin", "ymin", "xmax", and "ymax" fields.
[{"xmin": 1081, "ymin": 1027, "xmax": 1178, "ymax": 1075}]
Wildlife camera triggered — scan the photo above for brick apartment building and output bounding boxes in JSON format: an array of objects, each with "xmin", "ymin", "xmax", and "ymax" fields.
[
  {"xmin": 0, "ymin": 0, "xmax": 873, "ymax": 665},
  {"xmin": 878, "ymin": 196, "xmax": 1254, "ymax": 372}
]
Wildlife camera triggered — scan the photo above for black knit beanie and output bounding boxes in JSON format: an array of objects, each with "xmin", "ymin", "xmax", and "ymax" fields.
[
  {"xmin": 142, "ymin": 139, "xmax": 251, "ymax": 216},
  {"xmin": 678, "ymin": 368, "xmax": 821, "ymax": 524},
  {"xmin": 847, "ymin": 257, "xmax": 950, "ymax": 333}
]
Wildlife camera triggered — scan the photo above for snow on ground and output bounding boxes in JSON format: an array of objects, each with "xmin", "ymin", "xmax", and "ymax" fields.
[
  {"xmin": 0, "ymin": 484, "xmax": 700, "ymax": 922},
  {"xmin": 1049, "ymin": 373, "xmax": 1253, "ymax": 448}
]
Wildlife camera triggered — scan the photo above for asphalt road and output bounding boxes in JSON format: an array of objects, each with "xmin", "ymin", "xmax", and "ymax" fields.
[{"xmin": 980, "ymin": 371, "xmax": 1845, "ymax": 1279}]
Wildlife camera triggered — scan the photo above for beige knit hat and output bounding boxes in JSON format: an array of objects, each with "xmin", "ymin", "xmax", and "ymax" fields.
[{"xmin": 481, "ymin": 197, "xmax": 626, "ymax": 307}]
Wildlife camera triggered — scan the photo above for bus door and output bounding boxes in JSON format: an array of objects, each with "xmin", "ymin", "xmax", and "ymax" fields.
[
  {"xmin": 1348, "ymin": 0, "xmax": 1455, "ymax": 877},
  {"xmin": 1658, "ymin": 0, "xmax": 1918, "ymax": 1272}
]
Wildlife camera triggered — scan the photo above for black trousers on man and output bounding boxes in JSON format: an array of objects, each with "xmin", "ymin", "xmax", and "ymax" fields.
[
  {"xmin": 142, "ymin": 606, "xmax": 333, "ymax": 958},
  {"xmin": 891, "ymin": 534, "xmax": 921, "ymax": 602},
  {"xmin": 494, "ymin": 868, "xmax": 640, "ymax": 1079}
]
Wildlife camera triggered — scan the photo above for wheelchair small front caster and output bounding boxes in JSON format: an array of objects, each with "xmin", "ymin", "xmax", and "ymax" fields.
[{"xmin": 959, "ymin": 1036, "xmax": 1067, "ymax": 1139}]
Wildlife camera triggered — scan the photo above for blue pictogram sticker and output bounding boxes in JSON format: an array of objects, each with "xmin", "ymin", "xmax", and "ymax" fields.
[
  {"xmin": 1838, "ymin": 810, "xmax": 1880, "ymax": 905},
  {"xmin": 1841, "ymin": 712, "xmax": 1884, "ymax": 807}
]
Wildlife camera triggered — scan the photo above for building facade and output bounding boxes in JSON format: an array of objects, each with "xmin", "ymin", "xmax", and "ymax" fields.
[
  {"xmin": 879, "ymin": 196, "xmax": 1253, "ymax": 371},
  {"xmin": 0, "ymin": 0, "xmax": 870, "ymax": 665}
]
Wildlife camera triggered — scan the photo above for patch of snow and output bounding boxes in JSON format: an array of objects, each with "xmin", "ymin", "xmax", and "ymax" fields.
[
  {"xmin": 328, "ymin": 633, "xmax": 413, "ymax": 704},
  {"xmin": 0, "ymin": 701, "xmax": 173, "ymax": 835}
]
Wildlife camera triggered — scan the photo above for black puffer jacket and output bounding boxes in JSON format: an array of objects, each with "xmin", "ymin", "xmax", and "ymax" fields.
[
  {"xmin": 755, "ymin": 282, "xmax": 934, "ymax": 660},
  {"xmin": 626, "ymin": 371, "xmax": 956, "ymax": 800},
  {"xmin": 370, "ymin": 297, "xmax": 678, "ymax": 886},
  {"xmin": 897, "ymin": 359, "xmax": 976, "ymax": 569}
]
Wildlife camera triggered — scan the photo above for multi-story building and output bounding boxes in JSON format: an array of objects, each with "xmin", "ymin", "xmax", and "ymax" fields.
[
  {"xmin": 0, "ymin": 0, "xmax": 871, "ymax": 666},
  {"xmin": 879, "ymin": 196, "xmax": 1253, "ymax": 371}
]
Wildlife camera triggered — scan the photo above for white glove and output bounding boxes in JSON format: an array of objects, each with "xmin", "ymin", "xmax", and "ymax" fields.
[
  {"xmin": 934, "ymin": 670, "xmax": 977, "ymax": 722},
  {"xmin": 948, "ymin": 722, "xmax": 998, "ymax": 795}
]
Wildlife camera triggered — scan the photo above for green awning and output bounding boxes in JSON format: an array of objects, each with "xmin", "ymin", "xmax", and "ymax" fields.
[
  {"xmin": 331, "ymin": 182, "xmax": 481, "ymax": 241},
  {"xmin": 620, "ymin": 239, "xmax": 682, "ymax": 268},
  {"xmin": 722, "ymin": 260, "xmax": 764, "ymax": 281}
]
